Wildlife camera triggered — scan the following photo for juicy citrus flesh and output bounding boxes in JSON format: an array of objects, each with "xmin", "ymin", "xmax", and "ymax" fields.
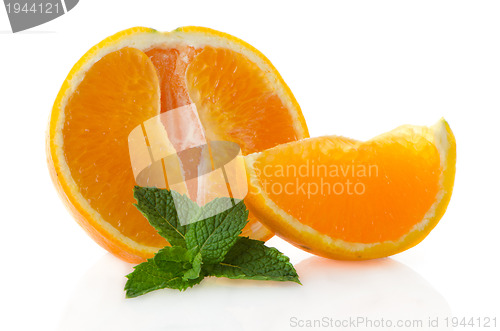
[
  {"xmin": 49, "ymin": 27, "xmax": 308, "ymax": 262},
  {"xmin": 245, "ymin": 120, "xmax": 456, "ymax": 260},
  {"xmin": 249, "ymin": 135, "xmax": 441, "ymax": 243},
  {"xmin": 62, "ymin": 47, "xmax": 166, "ymax": 248},
  {"xmin": 186, "ymin": 47, "xmax": 302, "ymax": 154}
]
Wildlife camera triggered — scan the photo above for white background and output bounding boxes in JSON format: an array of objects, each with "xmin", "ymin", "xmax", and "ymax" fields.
[{"xmin": 1, "ymin": 1, "xmax": 499, "ymax": 330}]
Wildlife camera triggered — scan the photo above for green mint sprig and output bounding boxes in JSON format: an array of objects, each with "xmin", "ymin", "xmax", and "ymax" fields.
[{"xmin": 124, "ymin": 187, "xmax": 300, "ymax": 298}]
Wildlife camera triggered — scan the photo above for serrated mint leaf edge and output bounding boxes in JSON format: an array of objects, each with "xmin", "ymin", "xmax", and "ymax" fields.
[
  {"xmin": 125, "ymin": 257, "xmax": 204, "ymax": 298},
  {"xmin": 205, "ymin": 237, "xmax": 301, "ymax": 284}
]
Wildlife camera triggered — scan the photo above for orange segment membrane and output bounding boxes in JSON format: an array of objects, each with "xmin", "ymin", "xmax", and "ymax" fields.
[
  {"xmin": 145, "ymin": 47, "xmax": 201, "ymax": 112},
  {"xmin": 251, "ymin": 135, "xmax": 442, "ymax": 243}
]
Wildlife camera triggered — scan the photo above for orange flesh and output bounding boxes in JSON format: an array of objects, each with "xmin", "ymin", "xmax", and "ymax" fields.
[
  {"xmin": 62, "ymin": 44, "xmax": 299, "ymax": 247},
  {"xmin": 186, "ymin": 47, "xmax": 300, "ymax": 154},
  {"xmin": 250, "ymin": 136, "xmax": 442, "ymax": 243},
  {"xmin": 62, "ymin": 47, "xmax": 167, "ymax": 247}
]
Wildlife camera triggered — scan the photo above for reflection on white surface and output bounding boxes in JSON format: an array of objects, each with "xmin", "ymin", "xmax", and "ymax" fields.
[{"xmin": 58, "ymin": 254, "xmax": 450, "ymax": 331}]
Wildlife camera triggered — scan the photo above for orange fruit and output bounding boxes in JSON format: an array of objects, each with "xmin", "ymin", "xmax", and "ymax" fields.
[
  {"xmin": 47, "ymin": 27, "xmax": 309, "ymax": 263},
  {"xmin": 244, "ymin": 119, "xmax": 456, "ymax": 260}
]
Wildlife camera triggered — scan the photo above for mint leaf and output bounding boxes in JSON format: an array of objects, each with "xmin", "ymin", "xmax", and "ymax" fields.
[
  {"xmin": 127, "ymin": 188, "xmax": 301, "ymax": 298},
  {"xmin": 133, "ymin": 187, "xmax": 194, "ymax": 247},
  {"xmin": 154, "ymin": 246, "xmax": 203, "ymax": 281},
  {"xmin": 185, "ymin": 198, "xmax": 248, "ymax": 264},
  {"xmin": 183, "ymin": 252, "xmax": 203, "ymax": 280},
  {"xmin": 125, "ymin": 256, "xmax": 204, "ymax": 298},
  {"xmin": 169, "ymin": 190, "xmax": 203, "ymax": 226},
  {"xmin": 206, "ymin": 237, "xmax": 301, "ymax": 284},
  {"xmin": 153, "ymin": 246, "xmax": 192, "ymax": 275}
]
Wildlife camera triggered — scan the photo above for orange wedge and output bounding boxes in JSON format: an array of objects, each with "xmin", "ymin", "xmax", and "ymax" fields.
[
  {"xmin": 47, "ymin": 27, "xmax": 309, "ymax": 263},
  {"xmin": 244, "ymin": 119, "xmax": 456, "ymax": 260}
]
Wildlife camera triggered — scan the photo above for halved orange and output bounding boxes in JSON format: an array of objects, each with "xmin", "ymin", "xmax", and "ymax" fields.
[
  {"xmin": 244, "ymin": 119, "xmax": 456, "ymax": 260},
  {"xmin": 47, "ymin": 27, "xmax": 309, "ymax": 263}
]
